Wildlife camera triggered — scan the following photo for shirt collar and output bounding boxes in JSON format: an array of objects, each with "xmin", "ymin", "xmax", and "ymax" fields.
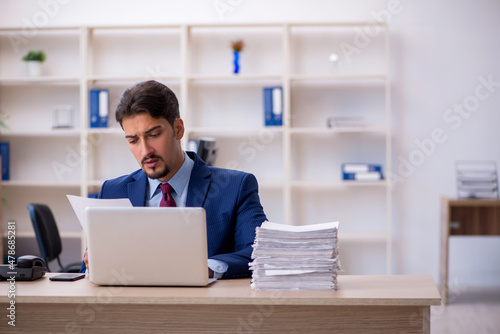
[{"xmin": 147, "ymin": 151, "xmax": 194, "ymax": 200}]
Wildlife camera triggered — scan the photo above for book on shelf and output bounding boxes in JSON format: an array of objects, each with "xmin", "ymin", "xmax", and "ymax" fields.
[
  {"xmin": 327, "ymin": 115, "xmax": 368, "ymax": 128},
  {"xmin": 0, "ymin": 141, "xmax": 9, "ymax": 181},
  {"xmin": 249, "ymin": 221, "xmax": 341, "ymax": 291},
  {"xmin": 342, "ymin": 163, "xmax": 382, "ymax": 173},
  {"xmin": 89, "ymin": 89, "xmax": 109, "ymax": 128},
  {"xmin": 263, "ymin": 86, "xmax": 282, "ymax": 126},
  {"xmin": 343, "ymin": 171, "xmax": 382, "ymax": 181},
  {"xmin": 342, "ymin": 163, "xmax": 383, "ymax": 181}
]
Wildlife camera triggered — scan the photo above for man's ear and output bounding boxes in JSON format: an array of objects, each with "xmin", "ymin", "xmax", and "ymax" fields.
[{"xmin": 174, "ymin": 118, "xmax": 184, "ymax": 140}]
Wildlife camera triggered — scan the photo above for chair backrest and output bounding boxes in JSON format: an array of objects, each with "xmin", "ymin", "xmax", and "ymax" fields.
[{"xmin": 27, "ymin": 204, "xmax": 62, "ymax": 264}]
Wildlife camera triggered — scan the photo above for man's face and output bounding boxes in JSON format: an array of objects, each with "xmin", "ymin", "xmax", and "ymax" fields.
[{"xmin": 122, "ymin": 113, "xmax": 185, "ymax": 182}]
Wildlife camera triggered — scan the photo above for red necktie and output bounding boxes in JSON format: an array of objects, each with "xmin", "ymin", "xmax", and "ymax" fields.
[{"xmin": 159, "ymin": 183, "xmax": 176, "ymax": 207}]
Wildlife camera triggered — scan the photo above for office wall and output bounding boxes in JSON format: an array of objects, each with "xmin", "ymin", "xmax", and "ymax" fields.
[{"xmin": 1, "ymin": 0, "xmax": 500, "ymax": 287}]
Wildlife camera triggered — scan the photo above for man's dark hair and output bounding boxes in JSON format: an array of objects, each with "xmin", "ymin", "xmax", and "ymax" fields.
[{"xmin": 115, "ymin": 80, "xmax": 179, "ymax": 128}]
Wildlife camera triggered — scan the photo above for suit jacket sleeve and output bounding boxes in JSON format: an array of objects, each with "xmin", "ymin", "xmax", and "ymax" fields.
[{"xmin": 207, "ymin": 172, "xmax": 267, "ymax": 279}]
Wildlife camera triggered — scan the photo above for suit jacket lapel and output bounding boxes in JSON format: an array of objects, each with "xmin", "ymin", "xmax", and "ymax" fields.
[
  {"xmin": 128, "ymin": 171, "xmax": 147, "ymax": 207},
  {"xmin": 186, "ymin": 152, "xmax": 211, "ymax": 207}
]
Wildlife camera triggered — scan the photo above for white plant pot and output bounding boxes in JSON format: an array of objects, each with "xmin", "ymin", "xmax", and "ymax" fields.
[{"xmin": 26, "ymin": 61, "xmax": 42, "ymax": 77}]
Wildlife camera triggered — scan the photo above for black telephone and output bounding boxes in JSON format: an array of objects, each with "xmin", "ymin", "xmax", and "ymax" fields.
[{"xmin": 0, "ymin": 255, "xmax": 48, "ymax": 281}]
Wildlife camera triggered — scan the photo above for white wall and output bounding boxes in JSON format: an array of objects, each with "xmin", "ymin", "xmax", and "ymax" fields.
[{"xmin": 2, "ymin": 0, "xmax": 500, "ymax": 287}]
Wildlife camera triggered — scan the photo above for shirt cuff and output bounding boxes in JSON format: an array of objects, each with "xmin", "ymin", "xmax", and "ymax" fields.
[{"xmin": 208, "ymin": 259, "xmax": 228, "ymax": 279}]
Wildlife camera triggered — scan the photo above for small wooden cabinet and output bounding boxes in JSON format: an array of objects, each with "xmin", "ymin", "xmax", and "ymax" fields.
[{"xmin": 440, "ymin": 197, "xmax": 500, "ymax": 304}]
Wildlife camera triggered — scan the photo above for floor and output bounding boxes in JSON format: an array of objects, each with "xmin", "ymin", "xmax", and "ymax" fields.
[{"xmin": 431, "ymin": 286, "xmax": 500, "ymax": 334}]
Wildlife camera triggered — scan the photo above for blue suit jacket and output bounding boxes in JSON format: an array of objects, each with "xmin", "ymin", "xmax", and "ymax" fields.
[{"xmin": 80, "ymin": 152, "xmax": 267, "ymax": 279}]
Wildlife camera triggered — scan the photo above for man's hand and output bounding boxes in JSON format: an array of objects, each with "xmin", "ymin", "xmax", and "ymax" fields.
[
  {"xmin": 84, "ymin": 250, "xmax": 89, "ymax": 270},
  {"xmin": 208, "ymin": 267, "xmax": 214, "ymax": 278}
]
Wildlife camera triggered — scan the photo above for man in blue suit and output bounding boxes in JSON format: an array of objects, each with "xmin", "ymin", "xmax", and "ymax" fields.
[{"xmin": 80, "ymin": 80, "xmax": 267, "ymax": 279}]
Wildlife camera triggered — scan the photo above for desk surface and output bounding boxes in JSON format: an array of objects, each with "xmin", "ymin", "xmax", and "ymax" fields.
[
  {"xmin": 1, "ymin": 273, "xmax": 440, "ymax": 307},
  {"xmin": 0, "ymin": 274, "xmax": 440, "ymax": 334}
]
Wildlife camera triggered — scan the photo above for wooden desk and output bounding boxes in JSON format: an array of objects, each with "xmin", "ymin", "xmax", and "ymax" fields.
[
  {"xmin": 0, "ymin": 274, "xmax": 440, "ymax": 333},
  {"xmin": 440, "ymin": 197, "xmax": 500, "ymax": 304}
]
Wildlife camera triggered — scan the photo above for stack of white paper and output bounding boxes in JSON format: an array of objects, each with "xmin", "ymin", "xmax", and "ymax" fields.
[{"xmin": 249, "ymin": 221, "xmax": 340, "ymax": 291}]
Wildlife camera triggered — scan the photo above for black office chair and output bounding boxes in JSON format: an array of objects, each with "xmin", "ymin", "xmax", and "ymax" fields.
[{"xmin": 27, "ymin": 203, "xmax": 82, "ymax": 273}]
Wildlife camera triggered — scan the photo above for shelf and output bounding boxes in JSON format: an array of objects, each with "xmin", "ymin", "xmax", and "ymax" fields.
[
  {"xmin": 257, "ymin": 179, "xmax": 284, "ymax": 189},
  {"xmin": 88, "ymin": 180, "xmax": 105, "ymax": 187},
  {"xmin": 88, "ymin": 75, "xmax": 180, "ymax": 84},
  {"xmin": 0, "ymin": 27, "xmax": 80, "ymax": 33},
  {"xmin": 447, "ymin": 198, "xmax": 500, "ymax": 207},
  {"xmin": 290, "ymin": 127, "xmax": 387, "ymax": 135},
  {"xmin": 0, "ymin": 129, "xmax": 81, "ymax": 138},
  {"xmin": 188, "ymin": 126, "xmax": 283, "ymax": 137},
  {"xmin": 0, "ymin": 76, "xmax": 80, "ymax": 85},
  {"xmin": 338, "ymin": 231, "xmax": 389, "ymax": 242},
  {"xmin": 291, "ymin": 74, "xmax": 387, "ymax": 82},
  {"xmin": 88, "ymin": 179, "xmax": 283, "ymax": 191},
  {"xmin": 87, "ymin": 127, "xmax": 124, "ymax": 135},
  {"xmin": 87, "ymin": 179, "xmax": 284, "ymax": 192},
  {"xmin": 291, "ymin": 180, "xmax": 387, "ymax": 189},
  {"xmin": 290, "ymin": 21, "xmax": 388, "ymax": 28},
  {"xmin": 0, "ymin": 22, "xmax": 391, "ymax": 276},
  {"xmin": 88, "ymin": 179, "xmax": 283, "ymax": 192},
  {"xmin": 1, "ymin": 180, "xmax": 81, "ymax": 188},
  {"xmin": 188, "ymin": 74, "xmax": 282, "ymax": 82}
]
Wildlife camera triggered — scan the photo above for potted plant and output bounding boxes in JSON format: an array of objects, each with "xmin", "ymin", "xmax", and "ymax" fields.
[
  {"xmin": 22, "ymin": 50, "xmax": 46, "ymax": 77},
  {"xmin": 231, "ymin": 40, "xmax": 245, "ymax": 74}
]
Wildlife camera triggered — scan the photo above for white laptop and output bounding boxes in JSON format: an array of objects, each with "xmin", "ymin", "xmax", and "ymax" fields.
[{"xmin": 85, "ymin": 207, "xmax": 215, "ymax": 286}]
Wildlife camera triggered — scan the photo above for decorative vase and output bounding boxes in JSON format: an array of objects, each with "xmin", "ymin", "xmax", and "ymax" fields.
[
  {"xmin": 26, "ymin": 61, "xmax": 42, "ymax": 77},
  {"xmin": 233, "ymin": 50, "xmax": 240, "ymax": 74}
]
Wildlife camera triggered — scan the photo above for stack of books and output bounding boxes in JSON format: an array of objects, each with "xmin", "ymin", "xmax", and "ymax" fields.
[
  {"xmin": 342, "ymin": 163, "xmax": 383, "ymax": 181},
  {"xmin": 456, "ymin": 161, "xmax": 499, "ymax": 199},
  {"xmin": 249, "ymin": 221, "xmax": 340, "ymax": 291}
]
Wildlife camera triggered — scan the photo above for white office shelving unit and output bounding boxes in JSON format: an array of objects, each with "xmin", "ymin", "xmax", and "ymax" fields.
[{"xmin": 0, "ymin": 22, "xmax": 391, "ymax": 274}]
